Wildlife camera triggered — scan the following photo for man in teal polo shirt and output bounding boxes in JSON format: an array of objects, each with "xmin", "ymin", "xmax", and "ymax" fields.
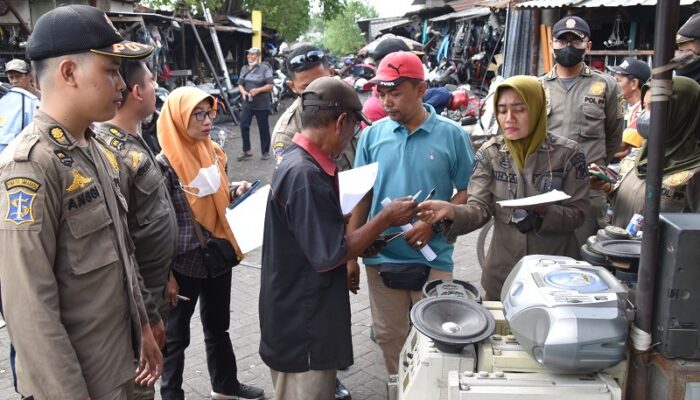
[{"xmin": 349, "ymin": 51, "xmax": 474, "ymax": 376}]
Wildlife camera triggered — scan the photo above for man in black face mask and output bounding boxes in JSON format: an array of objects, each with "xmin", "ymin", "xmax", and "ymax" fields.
[
  {"xmin": 539, "ymin": 15, "xmax": 623, "ymax": 247},
  {"xmin": 676, "ymin": 13, "xmax": 700, "ymax": 83}
]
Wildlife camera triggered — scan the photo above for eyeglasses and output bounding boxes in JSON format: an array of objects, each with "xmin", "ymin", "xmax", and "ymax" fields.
[
  {"xmin": 288, "ymin": 50, "xmax": 325, "ymax": 70},
  {"xmin": 552, "ymin": 38, "xmax": 589, "ymax": 49},
  {"xmin": 192, "ymin": 109, "xmax": 216, "ymax": 121}
]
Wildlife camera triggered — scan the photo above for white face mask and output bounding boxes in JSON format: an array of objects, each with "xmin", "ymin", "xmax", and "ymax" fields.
[{"xmin": 182, "ymin": 163, "xmax": 221, "ymax": 197}]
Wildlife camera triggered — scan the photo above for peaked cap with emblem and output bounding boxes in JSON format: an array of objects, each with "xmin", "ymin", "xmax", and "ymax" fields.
[
  {"xmin": 553, "ymin": 16, "xmax": 591, "ymax": 39},
  {"xmin": 27, "ymin": 4, "xmax": 153, "ymax": 61}
]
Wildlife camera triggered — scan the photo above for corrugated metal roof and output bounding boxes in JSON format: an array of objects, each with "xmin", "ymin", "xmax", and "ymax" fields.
[
  {"xmin": 430, "ymin": 7, "xmax": 491, "ymax": 21},
  {"xmin": 448, "ymin": 0, "xmax": 488, "ymax": 11},
  {"xmin": 517, "ymin": 0, "xmax": 696, "ymax": 7}
]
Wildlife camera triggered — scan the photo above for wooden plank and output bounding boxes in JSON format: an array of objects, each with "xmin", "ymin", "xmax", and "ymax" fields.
[{"xmin": 589, "ymin": 50, "xmax": 654, "ymax": 56}]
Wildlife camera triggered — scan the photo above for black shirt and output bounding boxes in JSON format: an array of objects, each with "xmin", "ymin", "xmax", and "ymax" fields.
[{"xmin": 259, "ymin": 141, "xmax": 353, "ymax": 372}]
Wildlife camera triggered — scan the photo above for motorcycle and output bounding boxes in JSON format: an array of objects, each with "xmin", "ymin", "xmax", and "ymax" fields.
[
  {"xmin": 270, "ymin": 68, "xmax": 289, "ymax": 114},
  {"xmin": 197, "ymin": 79, "xmax": 242, "ymax": 125},
  {"xmin": 342, "ymin": 63, "xmax": 376, "ymax": 93},
  {"xmin": 426, "ymin": 59, "xmax": 460, "ymax": 88}
]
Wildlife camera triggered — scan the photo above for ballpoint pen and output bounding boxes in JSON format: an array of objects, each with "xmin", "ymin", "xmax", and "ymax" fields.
[
  {"xmin": 411, "ymin": 189, "xmax": 423, "ymax": 201},
  {"xmin": 423, "ymin": 187, "xmax": 436, "ymax": 202}
]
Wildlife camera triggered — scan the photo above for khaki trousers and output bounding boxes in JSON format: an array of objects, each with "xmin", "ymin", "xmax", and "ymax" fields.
[
  {"xmin": 365, "ymin": 265, "xmax": 452, "ymax": 375},
  {"xmin": 134, "ymin": 287, "xmax": 169, "ymax": 400},
  {"xmin": 94, "ymin": 380, "xmax": 134, "ymax": 400},
  {"xmin": 574, "ymin": 194, "xmax": 606, "ymax": 247},
  {"xmin": 269, "ymin": 368, "xmax": 336, "ymax": 400}
]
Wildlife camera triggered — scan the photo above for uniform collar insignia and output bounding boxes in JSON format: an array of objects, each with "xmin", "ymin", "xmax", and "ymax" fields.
[
  {"xmin": 48, "ymin": 126, "xmax": 75, "ymax": 148},
  {"xmin": 66, "ymin": 169, "xmax": 93, "ymax": 192},
  {"xmin": 109, "ymin": 127, "xmax": 126, "ymax": 139}
]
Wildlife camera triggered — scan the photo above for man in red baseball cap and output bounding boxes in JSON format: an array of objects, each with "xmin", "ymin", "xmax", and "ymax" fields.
[{"xmin": 349, "ymin": 51, "xmax": 475, "ymax": 376}]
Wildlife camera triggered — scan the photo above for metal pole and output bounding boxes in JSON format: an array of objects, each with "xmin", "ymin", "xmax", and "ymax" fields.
[
  {"xmin": 626, "ymin": 1, "xmax": 679, "ymax": 399},
  {"xmin": 186, "ymin": 11, "xmax": 238, "ymax": 124},
  {"xmin": 200, "ymin": 3, "xmax": 234, "ymax": 92}
]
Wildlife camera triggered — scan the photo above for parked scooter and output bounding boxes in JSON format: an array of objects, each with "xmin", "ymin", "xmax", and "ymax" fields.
[{"xmin": 426, "ymin": 59, "xmax": 460, "ymax": 88}]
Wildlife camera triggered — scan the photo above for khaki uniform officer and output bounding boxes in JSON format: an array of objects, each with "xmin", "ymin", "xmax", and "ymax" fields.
[
  {"xmin": 94, "ymin": 62, "xmax": 177, "ymax": 342},
  {"xmin": 272, "ymin": 97, "xmax": 357, "ymax": 171},
  {"xmin": 271, "ymin": 44, "xmax": 356, "ymax": 172},
  {"xmin": 445, "ymin": 134, "xmax": 589, "ymax": 297},
  {"xmin": 540, "ymin": 16, "xmax": 623, "ymax": 246},
  {"xmin": 0, "ymin": 5, "xmax": 161, "ymax": 399}
]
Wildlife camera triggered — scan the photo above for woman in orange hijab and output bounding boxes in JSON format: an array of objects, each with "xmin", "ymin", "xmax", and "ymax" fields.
[{"xmin": 157, "ymin": 87, "xmax": 264, "ymax": 399}]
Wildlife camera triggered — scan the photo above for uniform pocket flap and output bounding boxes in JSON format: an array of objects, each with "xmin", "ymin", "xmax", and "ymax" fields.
[
  {"xmin": 134, "ymin": 167, "xmax": 164, "ymax": 196},
  {"xmin": 582, "ymin": 103, "xmax": 605, "ymax": 120},
  {"xmin": 67, "ymin": 204, "xmax": 113, "ymax": 239}
]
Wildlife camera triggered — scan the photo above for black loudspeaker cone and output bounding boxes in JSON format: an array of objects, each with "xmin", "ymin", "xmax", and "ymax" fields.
[{"xmin": 410, "ymin": 297, "xmax": 495, "ymax": 353}]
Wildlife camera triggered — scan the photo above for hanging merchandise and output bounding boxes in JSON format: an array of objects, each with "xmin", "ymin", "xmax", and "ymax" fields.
[
  {"xmin": 422, "ymin": 19, "xmax": 428, "ymax": 45},
  {"xmin": 604, "ymin": 13, "xmax": 628, "ymax": 48},
  {"xmin": 437, "ymin": 33, "xmax": 450, "ymax": 63}
]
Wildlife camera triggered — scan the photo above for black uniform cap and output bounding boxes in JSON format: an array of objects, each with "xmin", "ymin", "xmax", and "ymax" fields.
[
  {"xmin": 553, "ymin": 16, "xmax": 591, "ymax": 40},
  {"xmin": 609, "ymin": 57, "xmax": 651, "ymax": 84},
  {"xmin": 27, "ymin": 5, "xmax": 153, "ymax": 61}
]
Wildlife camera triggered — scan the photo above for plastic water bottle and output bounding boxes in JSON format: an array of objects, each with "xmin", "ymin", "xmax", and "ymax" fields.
[{"xmin": 625, "ymin": 213, "xmax": 644, "ymax": 237}]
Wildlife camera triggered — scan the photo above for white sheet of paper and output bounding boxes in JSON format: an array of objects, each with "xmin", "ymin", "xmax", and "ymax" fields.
[
  {"xmin": 339, "ymin": 162, "xmax": 379, "ymax": 214},
  {"xmin": 225, "ymin": 185, "xmax": 271, "ymax": 253},
  {"xmin": 497, "ymin": 189, "xmax": 571, "ymax": 208}
]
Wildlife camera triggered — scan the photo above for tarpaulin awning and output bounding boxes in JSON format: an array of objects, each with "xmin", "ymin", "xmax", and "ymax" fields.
[
  {"xmin": 517, "ymin": 0, "xmax": 696, "ymax": 7},
  {"xmin": 226, "ymin": 16, "xmax": 253, "ymax": 34},
  {"xmin": 430, "ymin": 6, "xmax": 491, "ymax": 21}
]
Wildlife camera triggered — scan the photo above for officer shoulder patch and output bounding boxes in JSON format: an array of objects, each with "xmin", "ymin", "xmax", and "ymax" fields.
[
  {"xmin": 617, "ymin": 94, "xmax": 626, "ymax": 119},
  {"xmin": 663, "ymin": 170, "xmax": 694, "ymax": 187},
  {"xmin": 66, "ymin": 169, "xmax": 93, "ymax": 192},
  {"xmin": 272, "ymin": 141, "xmax": 287, "ymax": 162},
  {"xmin": 4, "ymin": 177, "xmax": 41, "ymax": 226},
  {"xmin": 569, "ymin": 152, "xmax": 588, "ymax": 180},
  {"xmin": 590, "ymin": 82, "xmax": 606, "ymax": 96}
]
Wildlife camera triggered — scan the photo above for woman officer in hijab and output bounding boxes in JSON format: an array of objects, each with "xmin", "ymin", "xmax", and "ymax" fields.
[
  {"xmin": 418, "ymin": 76, "xmax": 590, "ymax": 300},
  {"xmin": 592, "ymin": 76, "xmax": 700, "ymax": 227}
]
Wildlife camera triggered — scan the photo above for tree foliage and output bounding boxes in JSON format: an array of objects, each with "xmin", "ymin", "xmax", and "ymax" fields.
[
  {"xmin": 323, "ymin": 1, "xmax": 377, "ymax": 56},
  {"xmin": 141, "ymin": 0, "xmax": 350, "ymax": 42}
]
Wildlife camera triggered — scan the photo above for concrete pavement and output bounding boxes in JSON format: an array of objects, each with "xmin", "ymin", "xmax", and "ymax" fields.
[{"xmin": 0, "ymin": 100, "xmax": 485, "ymax": 399}]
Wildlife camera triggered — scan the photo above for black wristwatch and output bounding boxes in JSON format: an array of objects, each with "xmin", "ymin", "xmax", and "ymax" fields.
[{"xmin": 432, "ymin": 220, "xmax": 445, "ymax": 233}]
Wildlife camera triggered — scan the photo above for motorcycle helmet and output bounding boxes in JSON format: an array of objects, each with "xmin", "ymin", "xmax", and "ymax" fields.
[
  {"xmin": 354, "ymin": 78, "xmax": 368, "ymax": 92},
  {"xmin": 450, "ymin": 91, "xmax": 469, "ymax": 110}
]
